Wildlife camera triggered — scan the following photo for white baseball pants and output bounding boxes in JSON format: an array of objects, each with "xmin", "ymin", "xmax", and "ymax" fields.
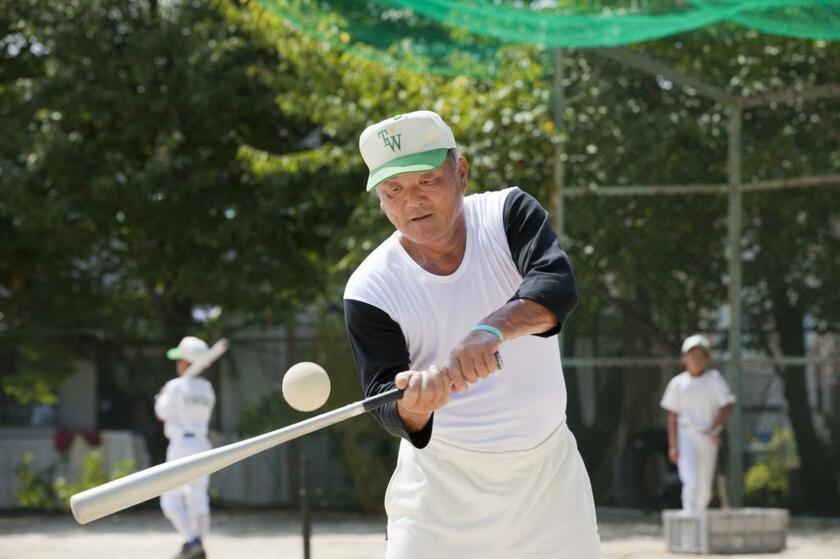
[
  {"xmin": 677, "ymin": 426, "xmax": 719, "ymax": 512},
  {"xmin": 160, "ymin": 436, "xmax": 211, "ymax": 542},
  {"xmin": 384, "ymin": 423, "xmax": 601, "ymax": 559}
]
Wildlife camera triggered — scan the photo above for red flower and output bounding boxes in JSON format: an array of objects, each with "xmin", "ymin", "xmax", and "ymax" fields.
[
  {"xmin": 54, "ymin": 429, "xmax": 74, "ymax": 453},
  {"xmin": 83, "ymin": 431, "xmax": 101, "ymax": 447}
]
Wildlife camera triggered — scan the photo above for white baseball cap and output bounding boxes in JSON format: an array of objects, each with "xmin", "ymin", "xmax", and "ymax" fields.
[
  {"xmin": 359, "ymin": 110, "xmax": 457, "ymax": 191},
  {"xmin": 681, "ymin": 334, "xmax": 711, "ymax": 355},
  {"xmin": 166, "ymin": 336, "xmax": 209, "ymax": 363}
]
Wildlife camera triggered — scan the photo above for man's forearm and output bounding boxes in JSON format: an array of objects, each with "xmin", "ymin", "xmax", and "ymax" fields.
[
  {"xmin": 399, "ymin": 407, "xmax": 432, "ymax": 433},
  {"xmin": 478, "ymin": 298, "xmax": 557, "ymax": 340}
]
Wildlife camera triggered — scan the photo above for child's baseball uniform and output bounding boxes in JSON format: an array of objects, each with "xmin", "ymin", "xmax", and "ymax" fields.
[
  {"xmin": 156, "ymin": 336, "xmax": 216, "ymax": 559},
  {"xmin": 661, "ymin": 367, "xmax": 735, "ymax": 511}
]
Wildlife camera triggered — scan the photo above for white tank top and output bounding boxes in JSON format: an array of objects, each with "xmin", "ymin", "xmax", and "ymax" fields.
[{"xmin": 345, "ymin": 187, "xmax": 567, "ymax": 452}]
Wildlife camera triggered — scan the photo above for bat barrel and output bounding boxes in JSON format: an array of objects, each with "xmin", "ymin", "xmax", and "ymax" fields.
[
  {"xmin": 184, "ymin": 338, "xmax": 229, "ymax": 378},
  {"xmin": 71, "ymin": 387, "xmax": 403, "ymax": 524},
  {"xmin": 71, "ymin": 398, "xmax": 371, "ymax": 524}
]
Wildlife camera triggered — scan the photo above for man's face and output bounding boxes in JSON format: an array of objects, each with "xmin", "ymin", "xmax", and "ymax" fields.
[
  {"xmin": 176, "ymin": 359, "xmax": 190, "ymax": 375},
  {"xmin": 682, "ymin": 347, "xmax": 709, "ymax": 376},
  {"xmin": 376, "ymin": 156, "xmax": 469, "ymax": 247}
]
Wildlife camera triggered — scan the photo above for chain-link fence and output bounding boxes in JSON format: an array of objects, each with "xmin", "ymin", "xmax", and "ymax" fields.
[
  {"xmin": 2, "ymin": 312, "xmax": 839, "ymax": 514},
  {"xmin": 2, "ymin": 55, "xmax": 838, "ymax": 515},
  {"xmin": 562, "ymin": 358, "xmax": 840, "ymax": 514},
  {"xmin": 0, "ymin": 321, "xmax": 393, "ymax": 512},
  {"xmin": 555, "ymin": 74, "xmax": 840, "ymax": 514}
]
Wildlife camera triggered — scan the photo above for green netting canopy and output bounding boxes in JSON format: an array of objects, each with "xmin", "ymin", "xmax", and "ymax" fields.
[{"xmin": 255, "ymin": 0, "xmax": 840, "ymax": 76}]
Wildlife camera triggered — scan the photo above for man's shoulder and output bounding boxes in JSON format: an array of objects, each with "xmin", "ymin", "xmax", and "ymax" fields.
[
  {"xmin": 464, "ymin": 186, "xmax": 520, "ymax": 210},
  {"xmin": 344, "ymin": 233, "xmax": 403, "ymax": 302},
  {"xmin": 463, "ymin": 187, "xmax": 522, "ymax": 244}
]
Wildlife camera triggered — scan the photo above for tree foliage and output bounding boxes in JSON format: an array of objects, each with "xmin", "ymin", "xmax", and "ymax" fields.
[{"xmin": 1, "ymin": 0, "xmax": 838, "ymax": 511}]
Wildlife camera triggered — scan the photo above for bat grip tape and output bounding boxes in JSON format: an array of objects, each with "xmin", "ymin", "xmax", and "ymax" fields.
[{"xmin": 362, "ymin": 388, "xmax": 404, "ymax": 412}]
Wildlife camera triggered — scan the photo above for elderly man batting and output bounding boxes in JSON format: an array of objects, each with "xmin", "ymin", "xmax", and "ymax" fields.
[{"xmin": 343, "ymin": 110, "xmax": 601, "ymax": 558}]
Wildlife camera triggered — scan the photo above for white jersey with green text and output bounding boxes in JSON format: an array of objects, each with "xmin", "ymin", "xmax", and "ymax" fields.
[{"xmin": 155, "ymin": 376, "xmax": 215, "ymax": 440}]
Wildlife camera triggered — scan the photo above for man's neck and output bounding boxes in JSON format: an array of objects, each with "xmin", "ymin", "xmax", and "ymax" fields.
[{"xmin": 400, "ymin": 218, "xmax": 467, "ymax": 276}]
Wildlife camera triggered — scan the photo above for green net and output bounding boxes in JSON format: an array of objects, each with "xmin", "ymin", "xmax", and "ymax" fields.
[{"xmin": 255, "ymin": 0, "xmax": 840, "ymax": 76}]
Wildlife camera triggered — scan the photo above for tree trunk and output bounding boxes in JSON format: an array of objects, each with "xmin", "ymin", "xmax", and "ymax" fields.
[
  {"xmin": 565, "ymin": 366, "xmax": 624, "ymax": 501},
  {"xmin": 110, "ymin": 342, "xmax": 169, "ymax": 465},
  {"xmin": 772, "ymin": 295, "xmax": 839, "ymax": 513}
]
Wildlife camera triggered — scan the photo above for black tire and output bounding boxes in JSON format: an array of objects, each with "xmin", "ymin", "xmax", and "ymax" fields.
[{"xmin": 615, "ymin": 428, "xmax": 681, "ymax": 510}]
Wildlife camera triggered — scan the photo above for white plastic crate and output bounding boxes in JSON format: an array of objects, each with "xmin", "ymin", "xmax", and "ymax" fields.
[{"xmin": 662, "ymin": 508, "xmax": 788, "ymax": 554}]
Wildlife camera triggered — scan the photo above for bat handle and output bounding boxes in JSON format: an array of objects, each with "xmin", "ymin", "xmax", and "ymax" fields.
[{"xmin": 362, "ymin": 388, "xmax": 404, "ymax": 411}]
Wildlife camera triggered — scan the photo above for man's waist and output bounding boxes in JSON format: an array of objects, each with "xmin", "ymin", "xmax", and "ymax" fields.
[
  {"xmin": 431, "ymin": 411, "xmax": 566, "ymax": 453},
  {"xmin": 427, "ymin": 418, "xmax": 568, "ymax": 462}
]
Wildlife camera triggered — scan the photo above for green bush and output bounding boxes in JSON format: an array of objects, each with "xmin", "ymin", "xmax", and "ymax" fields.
[
  {"xmin": 54, "ymin": 451, "xmax": 136, "ymax": 508},
  {"xmin": 744, "ymin": 427, "xmax": 799, "ymax": 507},
  {"xmin": 744, "ymin": 462, "xmax": 787, "ymax": 507},
  {"xmin": 317, "ymin": 319, "xmax": 398, "ymax": 513},
  {"xmin": 16, "ymin": 449, "xmax": 136, "ymax": 510},
  {"xmin": 237, "ymin": 316, "xmax": 398, "ymax": 512},
  {"xmin": 15, "ymin": 452, "xmax": 60, "ymax": 509},
  {"xmin": 335, "ymin": 413, "xmax": 396, "ymax": 512}
]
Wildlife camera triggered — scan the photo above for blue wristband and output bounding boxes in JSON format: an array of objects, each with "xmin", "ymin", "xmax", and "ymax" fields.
[{"xmin": 471, "ymin": 324, "xmax": 505, "ymax": 343}]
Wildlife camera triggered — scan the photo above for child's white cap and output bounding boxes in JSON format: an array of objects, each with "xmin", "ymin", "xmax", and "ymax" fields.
[
  {"xmin": 681, "ymin": 334, "xmax": 711, "ymax": 354},
  {"xmin": 166, "ymin": 336, "xmax": 209, "ymax": 363}
]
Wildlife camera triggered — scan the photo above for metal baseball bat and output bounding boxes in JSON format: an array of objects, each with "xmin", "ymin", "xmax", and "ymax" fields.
[
  {"xmin": 70, "ymin": 388, "xmax": 403, "ymax": 525},
  {"xmin": 184, "ymin": 338, "xmax": 229, "ymax": 378}
]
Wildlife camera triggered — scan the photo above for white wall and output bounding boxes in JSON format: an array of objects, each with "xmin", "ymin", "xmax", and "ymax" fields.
[{"xmin": 0, "ymin": 428, "xmax": 58, "ymax": 508}]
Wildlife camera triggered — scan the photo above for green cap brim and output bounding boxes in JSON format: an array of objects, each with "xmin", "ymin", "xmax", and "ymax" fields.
[
  {"xmin": 366, "ymin": 148, "xmax": 448, "ymax": 191},
  {"xmin": 166, "ymin": 348, "xmax": 181, "ymax": 360}
]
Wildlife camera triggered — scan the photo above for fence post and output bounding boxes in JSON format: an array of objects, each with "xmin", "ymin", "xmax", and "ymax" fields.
[
  {"xmin": 726, "ymin": 104, "xmax": 744, "ymax": 507},
  {"xmin": 552, "ymin": 48, "xmax": 567, "ymax": 356},
  {"xmin": 300, "ymin": 450, "xmax": 311, "ymax": 559}
]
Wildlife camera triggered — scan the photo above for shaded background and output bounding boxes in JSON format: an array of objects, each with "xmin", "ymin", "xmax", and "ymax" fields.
[{"xmin": 1, "ymin": 0, "xmax": 839, "ymax": 518}]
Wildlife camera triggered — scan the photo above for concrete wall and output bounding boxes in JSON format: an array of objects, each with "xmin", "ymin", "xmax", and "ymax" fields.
[
  {"xmin": 0, "ymin": 429, "xmax": 149, "ymax": 509},
  {"xmin": 58, "ymin": 360, "xmax": 97, "ymax": 430},
  {"xmin": 0, "ymin": 428, "xmax": 57, "ymax": 508}
]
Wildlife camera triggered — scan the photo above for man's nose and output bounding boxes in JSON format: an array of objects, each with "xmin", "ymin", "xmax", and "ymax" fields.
[{"xmin": 404, "ymin": 185, "xmax": 427, "ymax": 206}]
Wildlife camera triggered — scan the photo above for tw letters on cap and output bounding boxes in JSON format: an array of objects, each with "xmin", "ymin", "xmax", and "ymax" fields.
[{"xmin": 378, "ymin": 129, "xmax": 402, "ymax": 152}]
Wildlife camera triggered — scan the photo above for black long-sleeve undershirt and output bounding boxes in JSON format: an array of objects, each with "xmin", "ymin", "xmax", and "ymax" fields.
[{"xmin": 343, "ymin": 188, "xmax": 578, "ymax": 446}]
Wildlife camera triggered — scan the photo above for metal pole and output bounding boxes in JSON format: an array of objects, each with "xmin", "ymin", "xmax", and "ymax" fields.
[
  {"xmin": 551, "ymin": 48, "xmax": 567, "ymax": 355},
  {"xmin": 300, "ymin": 450, "xmax": 311, "ymax": 559},
  {"xmin": 551, "ymin": 48, "xmax": 566, "ymax": 239},
  {"xmin": 726, "ymin": 104, "xmax": 744, "ymax": 507}
]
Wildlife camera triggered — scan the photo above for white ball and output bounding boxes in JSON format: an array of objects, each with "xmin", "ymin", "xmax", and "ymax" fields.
[{"xmin": 282, "ymin": 361, "xmax": 331, "ymax": 412}]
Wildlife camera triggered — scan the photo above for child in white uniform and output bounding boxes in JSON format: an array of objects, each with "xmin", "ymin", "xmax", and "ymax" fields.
[
  {"xmin": 155, "ymin": 336, "xmax": 216, "ymax": 559},
  {"xmin": 661, "ymin": 334, "xmax": 735, "ymax": 512}
]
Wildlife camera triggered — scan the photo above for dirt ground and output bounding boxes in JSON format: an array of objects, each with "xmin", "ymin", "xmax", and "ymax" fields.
[{"xmin": 1, "ymin": 508, "xmax": 838, "ymax": 558}]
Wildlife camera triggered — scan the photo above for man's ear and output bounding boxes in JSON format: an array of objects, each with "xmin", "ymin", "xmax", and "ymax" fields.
[{"xmin": 458, "ymin": 157, "xmax": 469, "ymax": 192}]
